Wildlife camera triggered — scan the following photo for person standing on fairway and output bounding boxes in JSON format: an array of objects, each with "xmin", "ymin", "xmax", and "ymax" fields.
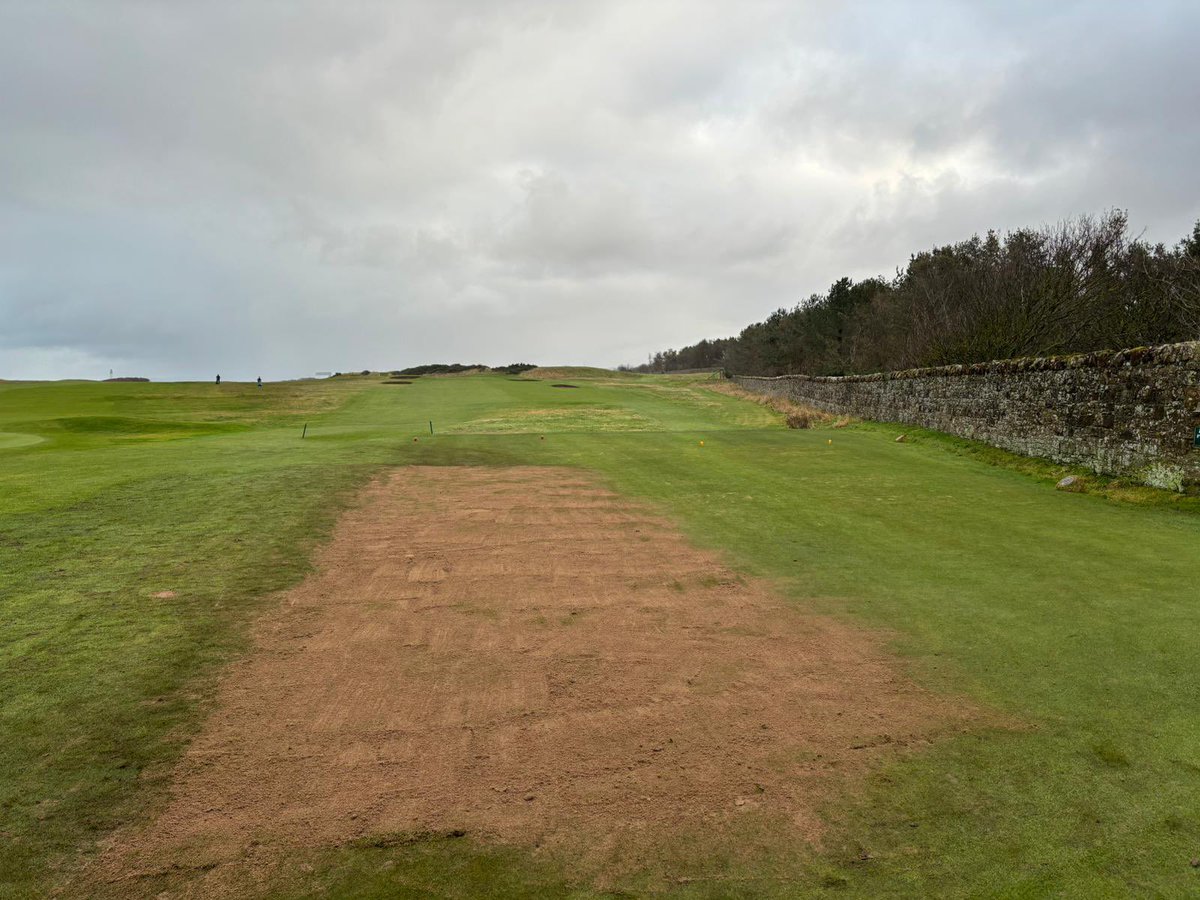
[
  {"xmin": 257, "ymin": 376, "xmax": 262, "ymax": 389},
  {"xmin": 215, "ymin": 374, "xmax": 221, "ymax": 385}
]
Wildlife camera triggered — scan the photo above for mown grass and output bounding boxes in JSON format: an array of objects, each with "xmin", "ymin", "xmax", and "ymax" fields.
[
  {"xmin": 2, "ymin": 371, "xmax": 1198, "ymax": 897},
  {"xmin": 0, "ymin": 379, "xmax": 391, "ymax": 897},
  {"xmin": 0, "ymin": 372, "xmax": 771, "ymax": 898},
  {"xmin": 531, "ymin": 428, "xmax": 1200, "ymax": 896},
  {"xmin": 881, "ymin": 422, "xmax": 1200, "ymax": 512}
]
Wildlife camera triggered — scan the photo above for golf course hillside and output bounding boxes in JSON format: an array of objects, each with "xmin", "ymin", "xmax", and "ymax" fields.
[{"xmin": 2, "ymin": 371, "xmax": 1199, "ymax": 898}]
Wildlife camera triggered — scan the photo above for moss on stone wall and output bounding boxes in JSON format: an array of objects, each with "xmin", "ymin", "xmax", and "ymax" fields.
[{"xmin": 732, "ymin": 341, "xmax": 1200, "ymax": 478}]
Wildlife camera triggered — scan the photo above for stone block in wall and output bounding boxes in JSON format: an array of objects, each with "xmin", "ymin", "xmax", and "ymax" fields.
[{"xmin": 730, "ymin": 340, "xmax": 1200, "ymax": 479}]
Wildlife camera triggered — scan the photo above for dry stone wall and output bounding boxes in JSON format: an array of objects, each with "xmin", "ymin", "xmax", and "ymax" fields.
[{"xmin": 730, "ymin": 341, "xmax": 1200, "ymax": 479}]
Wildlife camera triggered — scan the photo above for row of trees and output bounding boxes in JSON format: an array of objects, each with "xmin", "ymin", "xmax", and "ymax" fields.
[
  {"xmin": 620, "ymin": 339, "xmax": 734, "ymax": 374},
  {"xmin": 630, "ymin": 212, "xmax": 1200, "ymax": 376}
]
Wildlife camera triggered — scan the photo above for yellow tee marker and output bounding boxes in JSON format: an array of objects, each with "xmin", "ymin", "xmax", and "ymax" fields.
[
  {"xmin": 699, "ymin": 440, "xmax": 705, "ymax": 447},
  {"xmin": 827, "ymin": 439, "xmax": 832, "ymax": 445}
]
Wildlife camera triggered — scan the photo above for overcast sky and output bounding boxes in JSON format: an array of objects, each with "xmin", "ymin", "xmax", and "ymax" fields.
[{"xmin": 2, "ymin": 1, "xmax": 1198, "ymax": 380}]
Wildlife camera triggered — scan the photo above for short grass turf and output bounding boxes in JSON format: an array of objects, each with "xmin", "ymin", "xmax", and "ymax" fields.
[{"xmin": 1, "ymin": 373, "xmax": 1198, "ymax": 898}]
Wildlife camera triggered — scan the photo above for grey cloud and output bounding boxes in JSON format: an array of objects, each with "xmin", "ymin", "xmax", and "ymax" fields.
[{"xmin": 1, "ymin": 0, "xmax": 1196, "ymax": 380}]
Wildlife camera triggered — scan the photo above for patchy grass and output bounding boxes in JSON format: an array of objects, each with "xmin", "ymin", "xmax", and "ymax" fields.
[
  {"xmin": 3, "ymin": 373, "xmax": 1199, "ymax": 897},
  {"xmin": 447, "ymin": 406, "xmax": 654, "ymax": 433},
  {"xmin": 0, "ymin": 379, "xmax": 387, "ymax": 897}
]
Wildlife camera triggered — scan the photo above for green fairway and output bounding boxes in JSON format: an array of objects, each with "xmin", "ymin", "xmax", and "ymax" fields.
[{"xmin": 2, "ymin": 373, "xmax": 1198, "ymax": 898}]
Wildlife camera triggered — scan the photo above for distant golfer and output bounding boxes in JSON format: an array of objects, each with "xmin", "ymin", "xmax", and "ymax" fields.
[
  {"xmin": 215, "ymin": 374, "xmax": 221, "ymax": 385},
  {"xmin": 257, "ymin": 376, "xmax": 263, "ymax": 389}
]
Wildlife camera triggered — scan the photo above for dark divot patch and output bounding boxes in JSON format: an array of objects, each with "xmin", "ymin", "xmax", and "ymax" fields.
[{"xmin": 551, "ymin": 384, "xmax": 579, "ymax": 389}]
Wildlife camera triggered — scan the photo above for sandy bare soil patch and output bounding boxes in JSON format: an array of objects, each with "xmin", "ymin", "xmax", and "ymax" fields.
[{"xmin": 93, "ymin": 466, "xmax": 973, "ymax": 891}]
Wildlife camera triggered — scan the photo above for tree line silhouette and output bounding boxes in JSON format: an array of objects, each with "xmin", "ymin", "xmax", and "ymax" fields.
[{"xmin": 626, "ymin": 211, "xmax": 1200, "ymax": 376}]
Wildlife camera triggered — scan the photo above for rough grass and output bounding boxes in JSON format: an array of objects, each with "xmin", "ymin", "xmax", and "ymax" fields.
[
  {"xmin": 704, "ymin": 381, "xmax": 843, "ymax": 429},
  {"xmin": 3, "ymin": 373, "xmax": 1199, "ymax": 897},
  {"xmin": 526, "ymin": 366, "xmax": 637, "ymax": 380}
]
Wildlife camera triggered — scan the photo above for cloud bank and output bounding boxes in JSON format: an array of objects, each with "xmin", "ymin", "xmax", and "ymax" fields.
[{"xmin": 2, "ymin": 1, "xmax": 1197, "ymax": 379}]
